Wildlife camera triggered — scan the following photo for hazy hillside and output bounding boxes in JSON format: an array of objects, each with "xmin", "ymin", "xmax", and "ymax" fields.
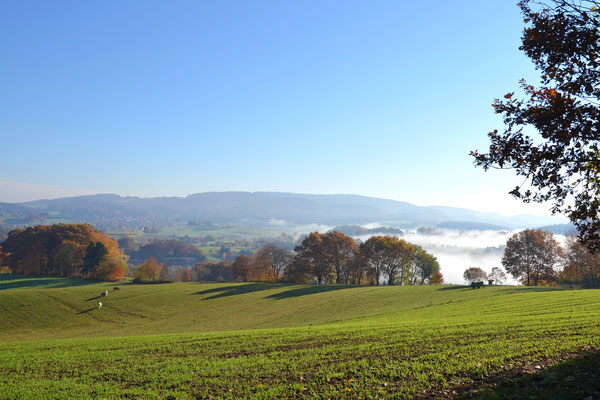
[{"xmin": 0, "ymin": 192, "xmax": 565, "ymax": 230}]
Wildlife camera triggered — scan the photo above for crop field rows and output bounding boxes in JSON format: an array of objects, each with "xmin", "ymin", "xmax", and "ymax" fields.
[{"xmin": 0, "ymin": 279, "xmax": 599, "ymax": 399}]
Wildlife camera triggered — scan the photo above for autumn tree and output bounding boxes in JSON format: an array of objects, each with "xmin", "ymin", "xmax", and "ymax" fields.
[
  {"xmin": 292, "ymin": 233, "xmax": 332, "ymax": 284},
  {"xmin": 254, "ymin": 244, "xmax": 290, "ymax": 281},
  {"xmin": 463, "ymin": 267, "xmax": 487, "ymax": 283},
  {"xmin": 361, "ymin": 236, "xmax": 415, "ymax": 286},
  {"xmin": 360, "ymin": 236, "xmax": 388, "ymax": 285},
  {"xmin": 284, "ymin": 257, "xmax": 314, "ymax": 283},
  {"xmin": 502, "ymin": 229, "xmax": 563, "ymax": 286},
  {"xmin": 134, "ymin": 257, "xmax": 162, "ymax": 282},
  {"xmin": 471, "ymin": 0, "xmax": 600, "ymax": 252},
  {"xmin": 382, "ymin": 237, "xmax": 414, "ymax": 286},
  {"xmin": 231, "ymin": 254, "xmax": 254, "ymax": 282},
  {"xmin": 177, "ymin": 268, "xmax": 192, "ymax": 282},
  {"xmin": 348, "ymin": 252, "xmax": 368, "ymax": 285},
  {"xmin": 1, "ymin": 224, "xmax": 125, "ymax": 280},
  {"xmin": 410, "ymin": 245, "xmax": 441, "ymax": 285},
  {"xmin": 430, "ymin": 270, "xmax": 444, "ymax": 285},
  {"xmin": 562, "ymin": 233, "xmax": 600, "ymax": 287},
  {"xmin": 95, "ymin": 256, "xmax": 128, "ymax": 281},
  {"xmin": 320, "ymin": 231, "xmax": 358, "ymax": 284},
  {"xmin": 51, "ymin": 241, "xmax": 84, "ymax": 276}
]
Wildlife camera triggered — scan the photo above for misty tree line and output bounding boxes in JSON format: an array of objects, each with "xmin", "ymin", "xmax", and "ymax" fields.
[
  {"xmin": 0, "ymin": 224, "xmax": 441, "ymax": 286},
  {"xmin": 463, "ymin": 229, "xmax": 600, "ymax": 288},
  {"xmin": 189, "ymin": 232, "xmax": 443, "ymax": 286}
]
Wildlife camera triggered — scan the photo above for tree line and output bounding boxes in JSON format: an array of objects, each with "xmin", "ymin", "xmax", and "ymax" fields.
[
  {"xmin": 182, "ymin": 232, "xmax": 443, "ymax": 286},
  {"xmin": 463, "ymin": 228, "xmax": 600, "ymax": 288},
  {"xmin": 0, "ymin": 224, "xmax": 128, "ymax": 281}
]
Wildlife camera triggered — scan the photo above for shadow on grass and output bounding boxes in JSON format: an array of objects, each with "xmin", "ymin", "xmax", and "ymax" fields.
[
  {"xmin": 77, "ymin": 307, "xmax": 98, "ymax": 314},
  {"xmin": 439, "ymin": 285, "xmax": 472, "ymax": 291},
  {"xmin": 193, "ymin": 283, "xmax": 279, "ymax": 300},
  {"xmin": 439, "ymin": 285, "xmax": 573, "ymax": 293},
  {"xmin": 265, "ymin": 285, "xmax": 354, "ymax": 300},
  {"xmin": 193, "ymin": 283, "xmax": 356, "ymax": 300},
  {"xmin": 0, "ymin": 274, "xmax": 97, "ymax": 291},
  {"xmin": 453, "ymin": 350, "xmax": 600, "ymax": 400}
]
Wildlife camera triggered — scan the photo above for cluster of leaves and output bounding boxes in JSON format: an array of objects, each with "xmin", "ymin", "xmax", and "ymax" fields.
[
  {"xmin": 0, "ymin": 224, "xmax": 127, "ymax": 281},
  {"xmin": 472, "ymin": 0, "xmax": 600, "ymax": 252}
]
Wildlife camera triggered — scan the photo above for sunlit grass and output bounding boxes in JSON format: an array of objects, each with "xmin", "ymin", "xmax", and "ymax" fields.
[{"xmin": 1, "ymin": 276, "xmax": 599, "ymax": 398}]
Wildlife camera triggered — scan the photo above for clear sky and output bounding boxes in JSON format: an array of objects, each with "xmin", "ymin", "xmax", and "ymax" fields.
[{"xmin": 0, "ymin": 1, "xmax": 561, "ymax": 217}]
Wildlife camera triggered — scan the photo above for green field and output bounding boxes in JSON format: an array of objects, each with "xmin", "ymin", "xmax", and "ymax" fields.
[{"xmin": 1, "ymin": 275, "xmax": 599, "ymax": 399}]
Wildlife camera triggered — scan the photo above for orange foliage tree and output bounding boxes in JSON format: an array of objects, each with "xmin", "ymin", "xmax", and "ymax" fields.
[
  {"xmin": 95, "ymin": 257, "xmax": 128, "ymax": 281},
  {"xmin": 293, "ymin": 232, "xmax": 331, "ymax": 284},
  {"xmin": 321, "ymin": 232, "xmax": 359, "ymax": 284},
  {"xmin": 430, "ymin": 270, "xmax": 444, "ymax": 285},
  {"xmin": 134, "ymin": 258, "xmax": 162, "ymax": 282},
  {"xmin": 1, "ymin": 224, "xmax": 126, "ymax": 280},
  {"xmin": 178, "ymin": 268, "xmax": 192, "ymax": 282}
]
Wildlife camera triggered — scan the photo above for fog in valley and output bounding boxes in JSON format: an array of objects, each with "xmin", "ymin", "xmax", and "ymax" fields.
[{"xmin": 352, "ymin": 229, "xmax": 505, "ymax": 284}]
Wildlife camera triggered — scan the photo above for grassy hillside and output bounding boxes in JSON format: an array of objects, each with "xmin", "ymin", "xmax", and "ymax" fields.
[
  {"xmin": 1, "ymin": 275, "xmax": 599, "ymax": 399},
  {"xmin": 0, "ymin": 274, "xmax": 521, "ymax": 341}
]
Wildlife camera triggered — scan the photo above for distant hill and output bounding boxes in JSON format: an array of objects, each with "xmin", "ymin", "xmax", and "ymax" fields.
[
  {"xmin": 0, "ymin": 191, "xmax": 566, "ymax": 231},
  {"xmin": 535, "ymin": 223, "xmax": 577, "ymax": 235},
  {"xmin": 436, "ymin": 221, "xmax": 510, "ymax": 231}
]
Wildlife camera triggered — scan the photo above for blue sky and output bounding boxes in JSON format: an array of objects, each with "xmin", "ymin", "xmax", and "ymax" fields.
[{"xmin": 0, "ymin": 1, "xmax": 561, "ymax": 217}]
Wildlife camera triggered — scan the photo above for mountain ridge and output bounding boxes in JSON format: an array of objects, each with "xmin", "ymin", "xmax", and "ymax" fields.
[{"xmin": 0, "ymin": 191, "xmax": 566, "ymax": 230}]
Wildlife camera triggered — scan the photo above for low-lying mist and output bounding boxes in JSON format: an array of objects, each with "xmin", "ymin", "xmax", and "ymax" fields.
[
  {"xmin": 274, "ymin": 220, "xmax": 566, "ymax": 285},
  {"xmin": 354, "ymin": 229, "xmax": 518, "ymax": 284}
]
